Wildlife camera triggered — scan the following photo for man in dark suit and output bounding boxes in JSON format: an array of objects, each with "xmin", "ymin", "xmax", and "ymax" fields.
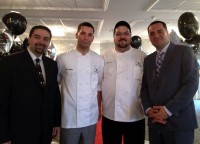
[
  {"xmin": 0, "ymin": 25, "xmax": 61, "ymax": 144},
  {"xmin": 141, "ymin": 20, "xmax": 199, "ymax": 144}
]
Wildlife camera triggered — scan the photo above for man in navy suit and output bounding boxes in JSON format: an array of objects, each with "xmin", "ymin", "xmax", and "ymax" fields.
[
  {"xmin": 0, "ymin": 25, "xmax": 61, "ymax": 144},
  {"xmin": 141, "ymin": 20, "xmax": 199, "ymax": 144}
]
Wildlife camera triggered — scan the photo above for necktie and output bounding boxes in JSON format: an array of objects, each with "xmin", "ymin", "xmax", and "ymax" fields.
[
  {"xmin": 35, "ymin": 58, "xmax": 45, "ymax": 88},
  {"xmin": 155, "ymin": 52, "xmax": 164, "ymax": 78}
]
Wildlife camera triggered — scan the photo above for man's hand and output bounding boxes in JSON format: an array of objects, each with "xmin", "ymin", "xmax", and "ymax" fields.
[
  {"xmin": 52, "ymin": 127, "xmax": 60, "ymax": 138},
  {"xmin": 147, "ymin": 106, "xmax": 168, "ymax": 124},
  {"xmin": 147, "ymin": 107, "xmax": 159, "ymax": 116}
]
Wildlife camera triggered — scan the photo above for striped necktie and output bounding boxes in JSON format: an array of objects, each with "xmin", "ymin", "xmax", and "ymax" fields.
[
  {"xmin": 155, "ymin": 52, "xmax": 164, "ymax": 78},
  {"xmin": 35, "ymin": 58, "xmax": 45, "ymax": 88}
]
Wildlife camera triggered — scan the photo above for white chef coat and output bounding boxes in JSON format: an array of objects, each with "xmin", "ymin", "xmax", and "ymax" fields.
[
  {"xmin": 102, "ymin": 47, "xmax": 146, "ymax": 122},
  {"xmin": 56, "ymin": 49, "xmax": 104, "ymax": 128}
]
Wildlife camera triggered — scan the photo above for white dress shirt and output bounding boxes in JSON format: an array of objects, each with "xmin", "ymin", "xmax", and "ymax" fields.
[
  {"xmin": 27, "ymin": 47, "xmax": 46, "ymax": 82},
  {"xmin": 102, "ymin": 47, "xmax": 146, "ymax": 122},
  {"xmin": 56, "ymin": 49, "xmax": 104, "ymax": 128}
]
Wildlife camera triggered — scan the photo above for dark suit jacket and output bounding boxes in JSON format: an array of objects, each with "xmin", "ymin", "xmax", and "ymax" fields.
[
  {"xmin": 141, "ymin": 42, "xmax": 198, "ymax": 131},
  {"xmin": 0, "ymin": 50, "xmax": 61, "ymax": 144}
]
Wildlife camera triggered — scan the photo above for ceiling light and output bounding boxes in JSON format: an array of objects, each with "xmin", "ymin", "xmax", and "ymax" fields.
[
  {"xmin": 107, "ymin": 29, "xmax": 113, "ymax": 32},
  {"xmin": 50, "ymin": 26, "xmax": 76, "ymax": 37},
  {"xmin": 50, "ymin": 27, "xmax": 65, "ymax": 37},
  {"xmin": 65, "ymin": 27, "xmax": 75, "ymax": 33},
  {"xmin": 151, "ymin": 16, "xmax": 156, "ymax": 20},
  {"xmin": 144, "ymin": 0, "xmax": 159, "ymax": 12}
]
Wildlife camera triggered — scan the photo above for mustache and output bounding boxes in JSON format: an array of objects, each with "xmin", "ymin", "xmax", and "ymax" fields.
[{"xmin": 119, "ymin": 39, "xmax": 127, "ymax": 42}]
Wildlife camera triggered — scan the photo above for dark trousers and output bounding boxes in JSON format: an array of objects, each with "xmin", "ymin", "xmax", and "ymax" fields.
[
  {"xmin": 102, "ymin": 116, "xmax": 145, "ymax": 144},
  {"xmin": 149, "ymin": 127, "xmax": 194, "ymax": 144}
]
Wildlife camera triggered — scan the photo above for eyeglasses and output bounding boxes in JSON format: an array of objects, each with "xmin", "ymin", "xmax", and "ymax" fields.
[{"xmin": 114, "ymin": 32, "xmax": 131, "ymax": 37}]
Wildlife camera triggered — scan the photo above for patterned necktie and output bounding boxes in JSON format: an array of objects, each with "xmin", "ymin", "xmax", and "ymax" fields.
[
  {"xmin": 35, "ymin": 58, "xmax": 45, "ymax": 88},
  {"xmin": 155, "ymin": 52, "xmax": 164, "ymax": 78}
]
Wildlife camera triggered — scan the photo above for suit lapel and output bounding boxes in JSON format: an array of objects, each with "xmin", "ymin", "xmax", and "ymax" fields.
[
  {"xmin": 22, "ymin": 50, "xmax": 44, "ymax": 90},
  {"xmin": 150, "ymin": 52, "xmax": 157, "ymax": 79},
  {"xmin": 42, "ymin": 56, "xmax": 50, "ymax": 92},
  {"xmin": 159, "ymin": 43, "xmax": 175, "ymax": 78}
]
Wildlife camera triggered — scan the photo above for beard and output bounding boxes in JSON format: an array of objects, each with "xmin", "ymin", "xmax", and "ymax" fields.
[
  {"xmin": 116, "ymin": 39, "xmax": 130, "ymax": 48},
  {"xmin": 34, "ymin": 43, "xmax": 47, "ymax": 54}
]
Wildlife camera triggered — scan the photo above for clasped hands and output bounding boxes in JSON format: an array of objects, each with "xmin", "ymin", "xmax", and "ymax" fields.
[{"xmin": 147, "ymin": 106, "xmax": 169, "ymax": 125}]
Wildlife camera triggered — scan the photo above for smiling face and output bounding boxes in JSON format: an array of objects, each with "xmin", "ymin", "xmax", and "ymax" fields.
[
  {"xmin": 114, "ymin": 26, "xmax": 131, "ymax": 52},
  {"xmin": 148, "ymin": 22, "xmax": 170, "ymax": 51},
  {"xmin": 28, "ymin": 28, "xmax": 51, "ymax": 57}
]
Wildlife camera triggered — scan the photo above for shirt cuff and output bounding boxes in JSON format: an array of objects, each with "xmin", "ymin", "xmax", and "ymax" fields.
[
  {"xmin": 145, "ymin": 108, "xmax": 151, "ymax": 115},
  {"xmin": 164, "ymin": 106, "xmax": 172, "ymax": 117}
]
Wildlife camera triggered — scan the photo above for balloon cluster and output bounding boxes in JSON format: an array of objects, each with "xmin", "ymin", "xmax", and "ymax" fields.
[
  {"xmin": 0, "ymin": 11, "xmax": 27, "ymax": 59},
  {"xmin": 130, "ymin": 35, "xmax": 142, "ymax": 49}
]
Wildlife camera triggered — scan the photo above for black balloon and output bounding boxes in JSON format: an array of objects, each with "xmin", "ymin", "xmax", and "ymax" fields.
[
  {"xmin": 2, "ymin": 11, "xmax": 27, "ymax": 36},
  {"xmin": 178, "ymin": 12, "xmax": 199, "ymax": 40},
  {"xmin": 131, "ymin": 35, "xmax": 142, "ymax": 49},
  {"xmin": 178, "ymin": 12, "xmax": 200, "ymax": 53}
]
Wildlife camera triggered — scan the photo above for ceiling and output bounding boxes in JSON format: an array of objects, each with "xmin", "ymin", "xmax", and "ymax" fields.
[{"xmin": 1, "ymin": 0, "xmax": 200, "ymax": 53}]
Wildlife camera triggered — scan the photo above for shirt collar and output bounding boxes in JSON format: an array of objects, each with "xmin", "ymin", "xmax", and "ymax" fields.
[
  {"xmin": 75, "ymin": 49, "xmax": 91, "ymax": 56},
  {"xmin": 27, "ymin": 47, "xmax": 43, "ymax": 61},
  {"xmin": 157, "ymin": 42, "xmax": 170, "ymax": 54}
]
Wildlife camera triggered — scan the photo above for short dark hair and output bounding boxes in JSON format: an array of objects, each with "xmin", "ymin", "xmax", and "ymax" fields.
[
  {"xmin": 29, "ymin": 25, "xmax": 52, "ymax": 39},
  {"xmin": 77, "ymin": 22, "xmax": 95, "ymax": 33},
  {"xmin": 147, "ymin": 20, "xmax": 168, "ymax": 33},
  {"xmin": 113, "ymin": 21, "xmax": 131, "ymax": 34}
]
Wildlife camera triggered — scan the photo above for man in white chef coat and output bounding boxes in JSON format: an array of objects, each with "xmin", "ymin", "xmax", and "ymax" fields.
[
  {"xmin": 56, "ymin": 22, "xmax": 104, "ymax": 144},
  {"xmin": 101, "ymin": 21, "xmax": 146, "ymax": 144}
]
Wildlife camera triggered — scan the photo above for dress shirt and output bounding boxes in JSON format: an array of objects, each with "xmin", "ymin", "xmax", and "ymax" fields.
[
  {"xmin": 156, "ymin": 42, "xmax": 172, "ymax": 116},
  {"xmin": 27, "ymin": 47, "xmax": 46, "ymax": 82},
  {"xmin": 102, "ymin": 48, "xmax": 146, "ymax": 122},
  {"xmin": 155, "ymin": 42, "xmax": 169, "ymax": 62},
  {"xmin": 56, "ymin": 49, "xmax": 104, "ymax": 128}
]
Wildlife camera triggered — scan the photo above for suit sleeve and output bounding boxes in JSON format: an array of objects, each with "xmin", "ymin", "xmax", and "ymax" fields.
[
  {"xmin": 0, "ymin": 57, "xmax": 11, "ymax": 143},
  {"xmin": 53, "ymin": 63, "xmax": 61, "ymax": 127},
  {"xmin": 165, "ymin": 46, "xmax": 199, "ymax": 116},
  {"xmin": 140, "ymin": 57, "xmax": 152, "ymax": 112}
]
